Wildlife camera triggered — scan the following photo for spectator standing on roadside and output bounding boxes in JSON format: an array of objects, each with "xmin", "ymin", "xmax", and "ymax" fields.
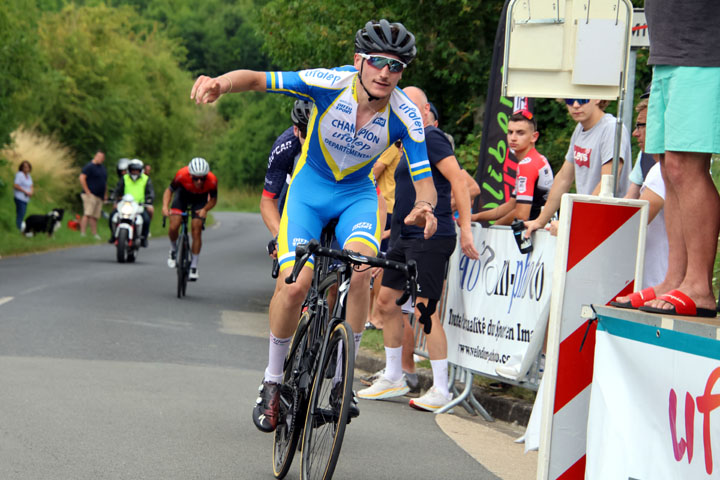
[
  {"xmin": 13, "ymin": 161, "xmax": 33, "ymax": 231},
  {"xmin": 472, "ymin": 110, "xmax": 553, "ymax": 225},
  {"xmin": 366, "ymin": 140, "xmax": 402, "ymax": 330},
  {"xmin": 79, "ymin": 149, "xmax": 107, "ymax": 240},
  {"xmin": 358, "ymin": 86, "xmax": 479, "ymax": 412},
  {"xmin": 631, "ymin": 0, "xmax": 720, "ymax": 318},
  {"xmin": 524, "ymin": 99, "xmax": 631, "ymax": 236},
  {"xmin": 625, "ymin": 89, "xmax": 656, "ymax": 200}
]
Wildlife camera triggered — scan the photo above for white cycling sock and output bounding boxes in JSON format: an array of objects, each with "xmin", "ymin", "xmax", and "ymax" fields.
[
  {"xmin": 170, "ymin": 239, "xmax": 176, "ymax": 251},
  {"xmin": 191, "ymin": 254, "xmax": 199, "ymax": 268},
  {"xmin": 265, "ymin": 333, "xmax": 291, "ymax": 384},
  {"xmin": 431, "ymin": 359, "xmax": 450, "ymax": 398},
  {"xmin": 384, "ymin": 346, "xmax": 403, "ymax": 382},
  {"xmin": 333, "ymin": 332, "xmax": 365, "ymax": 386}
]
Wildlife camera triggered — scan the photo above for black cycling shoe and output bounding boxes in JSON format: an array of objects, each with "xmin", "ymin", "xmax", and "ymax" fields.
[
  {"xmin": 331, "ymin": 383, "xmax": 359, "ymax": 422},
  {"xmin": 252, "ymin": 380, "xmax": 280, "ymax": 433},
  {"xmin": 141, "ymin": 237, "xmax": 148, "ymax": 248}
]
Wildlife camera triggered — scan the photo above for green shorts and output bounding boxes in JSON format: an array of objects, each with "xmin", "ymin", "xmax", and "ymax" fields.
[{"xmin": 645, "ymin": 65, "xmax": 720, "ymax": 155}]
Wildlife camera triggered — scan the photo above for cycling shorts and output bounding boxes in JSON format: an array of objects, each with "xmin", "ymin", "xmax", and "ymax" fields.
[
  {"xmin": 170, "ymin": 189, "xmax": 209, "ymax": 219},
  {"xmin": 277, "ymin": 162, "xmax": 381, "ymax": 272}
]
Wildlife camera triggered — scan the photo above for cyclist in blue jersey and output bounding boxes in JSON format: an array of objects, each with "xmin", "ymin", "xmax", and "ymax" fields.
[
  {"xmin": 261, "ymin": 99, "xmax": 313, "ymax": 255},
  {"xmin": 191, "ymin": 19, "xmax": 438, "ymax": 433}
]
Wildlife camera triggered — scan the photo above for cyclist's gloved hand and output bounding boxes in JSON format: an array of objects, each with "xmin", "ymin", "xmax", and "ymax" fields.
[
  {"xmin": 267, "ymin": 237, "xmax": 278, "ymax": 258},
  {"xmin": 416, "ymin": 299, "xmax": 437, "ymax": 335}
]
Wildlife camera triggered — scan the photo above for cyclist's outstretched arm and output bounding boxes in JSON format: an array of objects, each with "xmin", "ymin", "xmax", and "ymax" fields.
[
  {"xmin": 404, "ymin": 176, "xmax": 438, "ymax": 239},
  {"xmin": 191, "ymin": 70, "xmax": 267, "ymax": 104}
]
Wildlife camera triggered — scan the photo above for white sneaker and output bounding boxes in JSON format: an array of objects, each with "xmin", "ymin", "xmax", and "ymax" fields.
[
  {"xmin": 167, "ymin": 250, "xmax": 176, "ymax": 269},
  {"xmin": 408, "ymin": 386, "xmax": 452, "ymax": 412},
  {"xmin": 357, "ymin": 376, "xmax": 409, "ymax": 400},
  {"xmin": 360, "ymin": 368, "xmax": 384, "ymax": 386},
  {"xmin": 189, "ymin": 267, "xmax": 199, "ymax": 281}
]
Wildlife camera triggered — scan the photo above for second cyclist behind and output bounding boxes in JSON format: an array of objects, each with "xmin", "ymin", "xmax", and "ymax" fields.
[
  {"xmin": 162, "ymin": 157, "xmax": 218, "ymax": 281},
  {"xmin": 260, "ymin": 99, "xmax": 313, "ymax": 254}
]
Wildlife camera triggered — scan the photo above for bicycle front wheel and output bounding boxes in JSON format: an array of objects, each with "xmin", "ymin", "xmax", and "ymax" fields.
[
  {"xmin": 273, "ymin": 310, "xmax": 311, "ymax": 478},
  {"xmin": 176, "ymin": 235, "xmax": 185, "ymax": 298},
  {"xmin": 300, "ymin": 321, "xmax": 355, "ymax": 480}
]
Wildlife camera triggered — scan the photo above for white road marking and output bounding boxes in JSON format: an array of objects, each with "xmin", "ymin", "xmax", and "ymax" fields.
[{"xmin": 0, "ymin": 297, "xmax": 14, "ymax": 307}]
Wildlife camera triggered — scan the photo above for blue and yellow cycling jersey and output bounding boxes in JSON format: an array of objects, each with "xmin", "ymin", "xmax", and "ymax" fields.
[{"xmin": 266, "ymin": 67, "xmax": 432, "ymax": 184}]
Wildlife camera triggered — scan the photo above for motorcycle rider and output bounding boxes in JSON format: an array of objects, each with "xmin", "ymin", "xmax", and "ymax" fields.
[{"xmin": 109, "ymin": 158, "xmax": 155, "ymax": 247}]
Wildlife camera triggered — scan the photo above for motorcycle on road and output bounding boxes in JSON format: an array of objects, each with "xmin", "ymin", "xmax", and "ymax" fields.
[{"xmin": 112, "ymin": 194, "xmax": 146, "ymax": 263}]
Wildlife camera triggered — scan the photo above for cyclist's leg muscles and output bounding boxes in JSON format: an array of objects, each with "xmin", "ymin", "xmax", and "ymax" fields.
[
  {"xmin": 266, "ymin": 167, "xmax": 325, "ymax": 377},
  {"xmin": 335, "ymin": 182, "xmax": 381, "ymax": 342},
  {"xmin": 190, "ymin": 217, "xmax": 203, "ymax": 255},
  {"xmin": 168, "ymin": 191, "xmax": 187, "ymax": 243},
  {"xmin": 188, "ymin": 196, "xmax": 207, "ymax": 255}
]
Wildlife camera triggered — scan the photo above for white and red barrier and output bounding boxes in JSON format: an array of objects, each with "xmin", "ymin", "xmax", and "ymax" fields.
[{"xmin": 538, "ymin": 193, "xmax": 647, "ymax": 480}]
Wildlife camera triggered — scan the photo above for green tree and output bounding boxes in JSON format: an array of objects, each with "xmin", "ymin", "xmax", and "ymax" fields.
[
  {"xmin": 256, "ymin": 0, "xmax": 501, "ymax": 141},
  {"xmin": 0, "ymin": 1, "xmax": 49, "ymax": 148},
  {"xmin": 211, "ymin": 93, "xmax": 289, "ymax": 186},
  {"xmin": 35, "ymin": 3, "xmax": 202, "ymax": 181},
  {"xmin": 112, "ymin": 0, "xmax": 271, "ymax": 76}
]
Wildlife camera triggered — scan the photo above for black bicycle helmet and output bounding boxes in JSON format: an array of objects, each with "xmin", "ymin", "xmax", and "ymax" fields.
[
  {"xmin": 355, "ymin": 19, "xmax": 417, "ymax": 65},
  {"xmin": 291, "ymin": 100, "xmax": 313, "ymax": 128}
]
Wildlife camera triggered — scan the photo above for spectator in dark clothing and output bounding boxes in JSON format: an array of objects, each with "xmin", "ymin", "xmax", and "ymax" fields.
[{"xmin": 79, "ymin": 150, "xmax": 107, "ymax": 240}]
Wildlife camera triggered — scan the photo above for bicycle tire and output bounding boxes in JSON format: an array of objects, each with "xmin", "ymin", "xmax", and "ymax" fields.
[
  {"xmin": 176, "ymin": 232, "xmax": 186, "ymax": 298},
  {"xmin": 273, "ymin": 310, "xmax": 311, "ymax": 478},
  {"xmin": 181, "ymin": 235, "xmax": 190, "ymax": 297},
  {"xmin": 300, "ymin": 321, "xmax": 355, "ymax": 480}
]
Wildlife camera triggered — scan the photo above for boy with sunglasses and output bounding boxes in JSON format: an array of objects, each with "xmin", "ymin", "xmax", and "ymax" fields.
[
  {"xmin": 524, "ymin": 98, "xmax": 631, "ymax": 236},
  {"xmin": 162, "ymin": 157, "xmax": 218, "ymax": 281},
  {"xmin": 472, "ymin": 109, "xmax": 553, "ymax": 224},
  {"xmin": 191, "ymin": 19, "xmax": 437, "ymax": 433}
]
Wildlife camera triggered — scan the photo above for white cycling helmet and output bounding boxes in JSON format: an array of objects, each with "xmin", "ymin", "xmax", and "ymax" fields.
[
  {"xmin": 117, "ymin": 158, "xmax": 130, "ymax": 172},
  {"xmin": 188, "ymin": 157, "xmax": 210, "ymax": 176}
]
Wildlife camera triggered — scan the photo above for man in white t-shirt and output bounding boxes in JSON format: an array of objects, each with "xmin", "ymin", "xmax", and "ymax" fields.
[{"xmin": 525, "ymin": 99, "xmax": 631, "ymax": 236}]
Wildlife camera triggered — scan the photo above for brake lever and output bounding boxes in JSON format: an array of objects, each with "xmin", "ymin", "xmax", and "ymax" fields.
[
  {"xmin": 395, "ymin": 259, "xmax": 418, "ymax": 306},
  {"xmin": 285, "ymin": 240, "xmax": 318, "ymax": 284}
]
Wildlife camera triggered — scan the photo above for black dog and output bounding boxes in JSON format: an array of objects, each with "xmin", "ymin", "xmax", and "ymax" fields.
[{"xmin": 22, "ymin": 209, "xmax": 64, "ymax": 237}]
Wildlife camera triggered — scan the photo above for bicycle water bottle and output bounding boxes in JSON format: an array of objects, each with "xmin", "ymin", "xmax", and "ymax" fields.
[{"xmin": 511, "ymin": 218, "xmax": 533, "ymax": 254}]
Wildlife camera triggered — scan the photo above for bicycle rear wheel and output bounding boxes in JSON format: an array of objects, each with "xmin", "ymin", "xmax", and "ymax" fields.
[
  {"xmin": 300, "ymin": 321, "xmax": 355, "ymax": 480},
  {"xmin": 273, "ymin": 310, "xmax": 311, "ymax": 479}
]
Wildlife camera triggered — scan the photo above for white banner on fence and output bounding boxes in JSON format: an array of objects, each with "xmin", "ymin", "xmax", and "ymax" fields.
[
  {"xmin": 587, "ymin": 316, "xmax": 720, "ymax": 480},
  {"xmin": 443, "ymin": 225, "xmax": 555, "ymax": 377}
]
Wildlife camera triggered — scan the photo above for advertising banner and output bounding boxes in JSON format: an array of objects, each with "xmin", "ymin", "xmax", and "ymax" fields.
[
  {"xmin": 443, "ymin": 226, "xmax": 555, "ymax": 376},
  {"xmin": 587, "ymin": 315, "xmax": 720, "ymax": 480}
]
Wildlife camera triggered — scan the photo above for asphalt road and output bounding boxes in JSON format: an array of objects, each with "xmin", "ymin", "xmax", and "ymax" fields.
[{"xmin": 0, "ymin": 212, "xmax": 531, "ymax": 480}]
